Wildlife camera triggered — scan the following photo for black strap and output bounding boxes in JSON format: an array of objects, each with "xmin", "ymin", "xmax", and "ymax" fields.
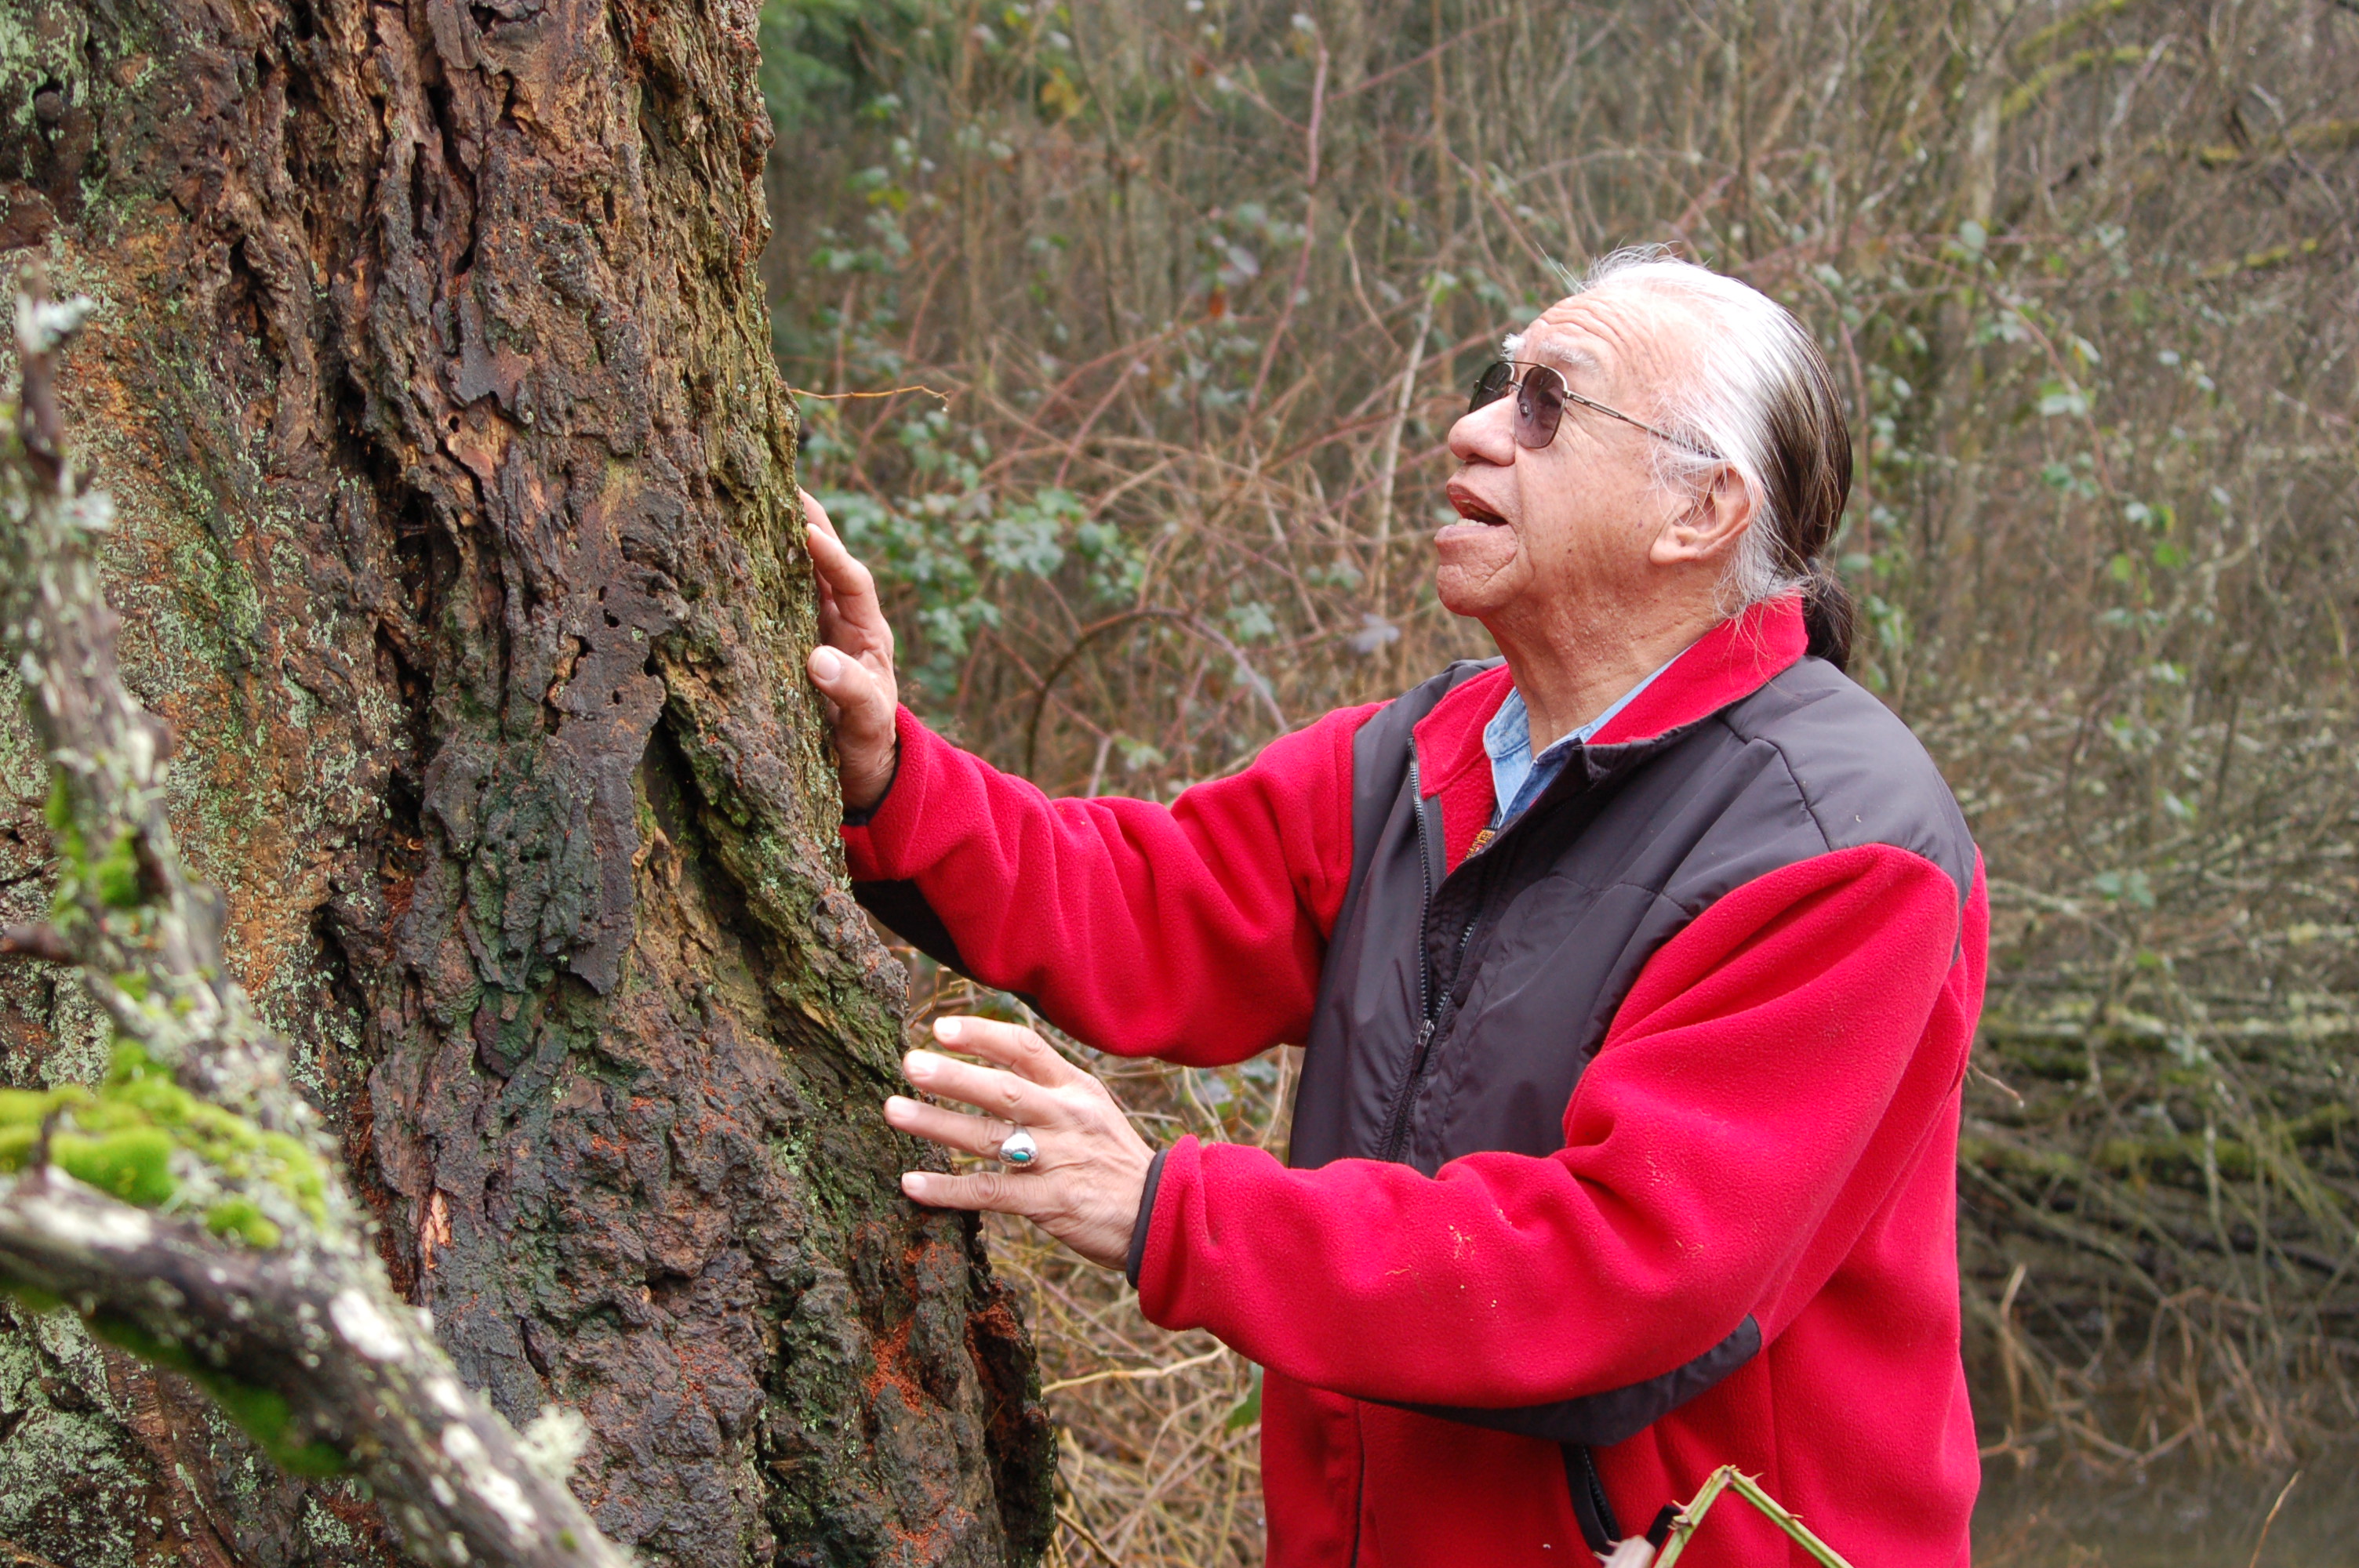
[{"xmin": 1561, "ymin": 1443, "xmax": 1621, "ymax": 1555}]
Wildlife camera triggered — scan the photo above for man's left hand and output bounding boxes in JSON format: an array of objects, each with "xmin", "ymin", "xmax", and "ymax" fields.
[{"xmin": 885, "ymin": 1016, "xmax": 1154, "ymax": 1272}]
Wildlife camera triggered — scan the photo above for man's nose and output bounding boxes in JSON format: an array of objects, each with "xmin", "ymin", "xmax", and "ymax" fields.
[{"xmin": 1447, "ymin": 397, "xmax": 1516, "ymax": 466}]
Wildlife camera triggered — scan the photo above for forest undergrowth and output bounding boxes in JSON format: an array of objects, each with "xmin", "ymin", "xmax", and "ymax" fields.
[{"xmin": 760, "ymin": 0, "xmax": 2359, "ymax": 1559}]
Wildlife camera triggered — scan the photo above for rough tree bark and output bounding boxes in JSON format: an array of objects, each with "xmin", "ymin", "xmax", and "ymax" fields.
[
  {"xmin": 0, "ymin": 4, "xmax": 1052, "ymax": 1566},
  {"xmin": 4, "ymin": 273, "xmax": 646, "ymax": 1568}
]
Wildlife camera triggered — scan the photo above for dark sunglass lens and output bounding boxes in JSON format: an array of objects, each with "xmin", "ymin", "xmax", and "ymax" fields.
[
  {"xmin": 1513, "ymin": 372, "xmax": 1564, "ymax": 449},
  {"xmin": 1470, "ymin": 361, "xmax": 1513, "ymax": 412}
]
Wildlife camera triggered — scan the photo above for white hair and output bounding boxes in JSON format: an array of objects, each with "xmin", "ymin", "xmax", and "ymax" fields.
[{"xmin": 1516, "ymin": 247, "xmax": 1844, "ymax": 612}]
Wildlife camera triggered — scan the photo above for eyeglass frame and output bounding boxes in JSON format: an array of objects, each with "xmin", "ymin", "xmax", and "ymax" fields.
[{"xmin": 1469, "ymin": 359, "xmax": 1724, "ymax": 461}]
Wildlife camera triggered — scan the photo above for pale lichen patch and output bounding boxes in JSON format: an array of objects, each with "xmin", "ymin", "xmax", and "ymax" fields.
[
  {"xmin": 438, "ymin": 1421, "xmax": 543, "ymax": 1544},
  {"xmin": 472, "ymin": 1468, "xmax": 541, "ymax": 1545},
  {"xmin": 440, "ymin": 1421, "xmax": 486, "ymax": 1465},
  {"xmin": 327, "ymin": 1287, "xmax": 407, "ymax": 1362},
  {"xmin": 18, "ymin": 1185, "xmax": 156, "ymax": 1252},
  {"xmin": 518, "ymin": 1403, "xmax": 591, "ymax": 1483}
]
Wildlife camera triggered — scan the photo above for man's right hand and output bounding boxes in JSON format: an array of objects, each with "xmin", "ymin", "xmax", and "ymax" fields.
[{"xmin": 801, "ymin": 490, "xmax": 901, "ymax": 813}]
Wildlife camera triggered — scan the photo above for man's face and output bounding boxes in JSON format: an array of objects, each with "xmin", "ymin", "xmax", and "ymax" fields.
[{"xmin": 1436, "ymin": 289, "xmax": 1694, "ymax": 628}]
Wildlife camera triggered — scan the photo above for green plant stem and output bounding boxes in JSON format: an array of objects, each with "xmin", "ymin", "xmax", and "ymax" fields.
[{"xmin": 1652, "ymin": 1466, "xmax": 1859, "ymax": 1568}]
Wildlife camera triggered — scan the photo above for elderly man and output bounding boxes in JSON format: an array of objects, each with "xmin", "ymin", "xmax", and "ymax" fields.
[{"xmin": 801, "ymin": 250, "xmax": 1984, "ymax": 1567}]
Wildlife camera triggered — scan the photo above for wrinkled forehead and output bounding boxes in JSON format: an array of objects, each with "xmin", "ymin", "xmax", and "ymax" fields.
[{"xmin": 1503, "ymin": 286, "xmax": 1696, "ymax": 401}]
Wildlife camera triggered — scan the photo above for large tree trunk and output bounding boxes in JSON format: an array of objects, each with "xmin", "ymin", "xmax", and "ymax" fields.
[{"xmin": 0, "ymin": 3, "xmax": 1052, "ymax": 1565}]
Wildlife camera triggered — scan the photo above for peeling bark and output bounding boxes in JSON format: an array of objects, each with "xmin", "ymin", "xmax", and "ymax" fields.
[{"xmin": 0, "ymin": 2, "xmax": 1052, "ymax": 1564}]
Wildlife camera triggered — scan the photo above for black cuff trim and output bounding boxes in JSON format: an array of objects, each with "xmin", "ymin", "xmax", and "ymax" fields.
[
  {"xmin": 1124, "ymin": 1146, "xmax": 1171, "ymax": 1287},
  {"xmin": 839, "ymin": 737, "xmax": 902, "ymax": 828}
]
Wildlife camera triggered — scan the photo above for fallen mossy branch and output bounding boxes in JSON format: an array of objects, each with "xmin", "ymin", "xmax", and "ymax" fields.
[
  {"xmin": 0, "ymin": 272, "xmax": 628, "ymax": 1568},
  {"xmin": 1957, "ymin": 988, "xmax": 2359, "ymax": 1466}
]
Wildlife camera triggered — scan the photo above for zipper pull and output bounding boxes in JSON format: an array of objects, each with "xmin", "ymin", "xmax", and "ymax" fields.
[{"xmin": 1416, "ymin": 1018, "xmax": 1435, "ymax": 1047}]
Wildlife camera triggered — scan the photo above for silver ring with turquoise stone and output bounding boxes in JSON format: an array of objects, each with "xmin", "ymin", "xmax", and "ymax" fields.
[{"xmin": 998, "ymin": 1125, "xmax": 1039, "ymax": 1168}]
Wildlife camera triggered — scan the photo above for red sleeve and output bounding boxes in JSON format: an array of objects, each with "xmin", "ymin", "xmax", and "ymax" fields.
[
  {"xmin": 841, "ymin": 702, "xmax": 1378, "ymax": 1064},
  {"xmin": 1130, "ymin": 843, "xmax": 1977, "ymax": 1405}
]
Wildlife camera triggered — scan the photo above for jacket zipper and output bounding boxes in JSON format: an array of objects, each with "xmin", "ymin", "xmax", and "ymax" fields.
[
  {"xmin": 1376, "ymin": 762, "xmax": 1437, "ymax": 1164},
  {"xmin": 1379, "ymin": 762, "xmax": 1475, "ymax": 1165},
  {"xmin": 1361, "ymin": 746, "xmax": 1605, "ymax": 1564},
  {"xmin": 1358, "ymin": 763, "xmax": 1445, "ymax": 1568},
  {"xmin": 1411, "ymin": 763, "xmax": 1434, "ymax": 1025},
  {"xmin": 1380, "ymin": 737, "xmax": 1581, "ymax": 1163}
]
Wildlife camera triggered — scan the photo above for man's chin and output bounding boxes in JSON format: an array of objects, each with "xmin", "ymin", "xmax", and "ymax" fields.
[{"xmin": 1432, "ymin": 562, "xmax": 1518, "ymax": 621}]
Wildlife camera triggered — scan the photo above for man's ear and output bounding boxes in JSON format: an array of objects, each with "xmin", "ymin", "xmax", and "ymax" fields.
[{"xmin": 1650, "ymin": 466, "xmax": 1755, "ymax": 567}]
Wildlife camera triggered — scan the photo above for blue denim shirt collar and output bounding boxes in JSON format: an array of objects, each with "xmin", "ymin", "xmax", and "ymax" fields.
[{"xmin": 1484, "ymin": 654, "xmax": 1684, "ymax": 830}]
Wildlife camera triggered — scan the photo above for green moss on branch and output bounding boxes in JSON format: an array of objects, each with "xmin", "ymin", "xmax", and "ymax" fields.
[{"xmin": 0, "ymin": 1042, "xmax": 325, "ymax": 1240}]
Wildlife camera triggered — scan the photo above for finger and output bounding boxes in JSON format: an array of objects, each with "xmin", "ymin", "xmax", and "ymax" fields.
[
  {"xmin": 802, "ymin": 514, "xmax": 880, "ymax": 614},
  {"xmin": 884, "ymin": 1094, "xmax": 1017, "ymax": 1160},
  {"xmin": 805, "ymin": 526, "xmax": 896, "ymax": 662},
  {"xmin": 902, "ymin": 1167, "xmax": 1049, "ymax": 1216},
  {"xmin": 931, "ymin": 1015, "xmax": 1084, "ymax": 1089},
  {"xmin": 807, "ymin": 645, "xmax": 892, "ymax": 733},
  {"xmin": 799, "ymin": 488, "xmax": 842, "ymax": 546},
  {"xmin": 902, "ymin": 1050, "xmax": 1052, "ymax": 1126},
  {"xmin": 813, "ymin": 575, "xmax": 852, "ymax": 654}
]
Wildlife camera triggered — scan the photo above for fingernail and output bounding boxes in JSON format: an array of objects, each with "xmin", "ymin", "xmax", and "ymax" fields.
[
  {"xmin": 901, "ymin": 1172, "xmax": 927, "ymax": 1199},
  {"xmin": 932, "ymin": 1017, "xmax": 963, "ymax": 1043},
  {"xmin": 809, "ymin": 647, "xmax": 841, "ymax": 680},
  {"xmin": 903, "ymin": 1051, "xmax": 940, "ymax": 1081},
  {"xmin": 884, "ymin": 1095, "xmax": 914, "ymax": 1120}
]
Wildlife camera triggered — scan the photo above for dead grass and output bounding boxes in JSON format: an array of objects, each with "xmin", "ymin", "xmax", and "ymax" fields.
[{"xmin": 900, "ymin": 954, "xmax": 1281, "ymax": 1566}]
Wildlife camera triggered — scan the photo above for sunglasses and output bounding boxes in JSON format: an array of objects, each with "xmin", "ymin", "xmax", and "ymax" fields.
[{"xmin": 1469, "ymin": 360, "xmax": 1722, "ymax": 459}]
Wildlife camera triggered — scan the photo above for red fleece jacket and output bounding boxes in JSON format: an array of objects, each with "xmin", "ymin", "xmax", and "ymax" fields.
[{"xmin": 843, "ymin": 606, "xmax": 1984, "ymax": 1567}]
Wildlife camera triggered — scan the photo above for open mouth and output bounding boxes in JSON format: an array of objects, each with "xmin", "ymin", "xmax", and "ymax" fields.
[{"xmin": 1448, "ymin": 495, "xmax": 1510, "ymax": 526}]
